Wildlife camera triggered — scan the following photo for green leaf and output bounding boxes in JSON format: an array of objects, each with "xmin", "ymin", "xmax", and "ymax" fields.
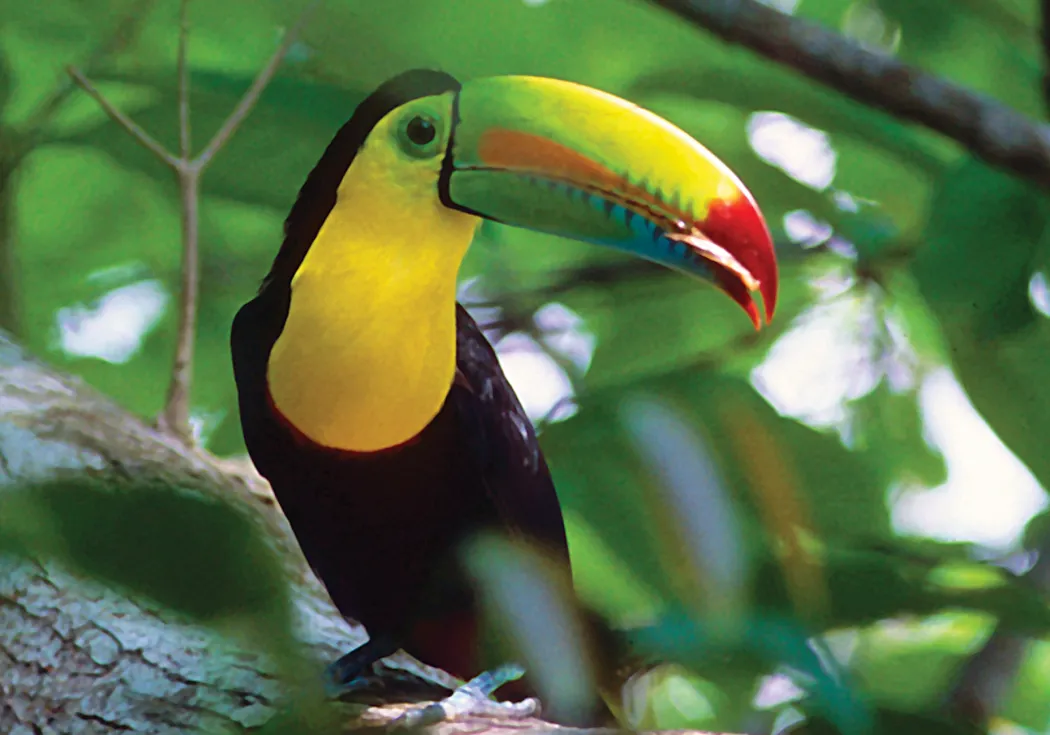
[
  {"xmin": 914, "ymin": 159, "xmax": 1045, "ymax": 336},
  {"xmin": 851, "ymin": 384, "xmax": 946, "ymax": 488},
  {"xmin": 913, "ymin": 158, "xmax": 1050, "ymax": 489},
  {"xmin": 1002, "ymin": 640, "xmax": 1050, "ymax": 732},
  {"xmin": 754, "ymin": 544, "xmax": 1050, "ymax": 634},
  {"xmin": 0, "ymin": 478, "xmax": 289, "ymax": 627},
  {"xmin": 850, "ymin": 612, "xmax": 987, "ymax": 712}
]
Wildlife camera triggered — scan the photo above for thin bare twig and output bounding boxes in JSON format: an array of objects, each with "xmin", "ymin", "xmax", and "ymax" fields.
[
  {"xmin": 161, "ymin": 168, "xmax": 200, "ymax": 438},
  {"xmin": 69, "ymin": 2, "xmax": 320, "ymax": 442},
  {"xmin": 157, "ymin": 0, "xmax": 198, "ymax": 439},
  {"xmin": 195, "ymin": 0, "xmax": 322, "ymax": 169},
  {"xmin": 177, "ymin": 0, "xmax": 192, "ymax": 160},
  {"xmin": 650, "ymin": 0, "xmax": 1050, "ymax": 189},
  {"xmin": 66, "ymin": 66, "xmax": 178, "ymax": 167}
]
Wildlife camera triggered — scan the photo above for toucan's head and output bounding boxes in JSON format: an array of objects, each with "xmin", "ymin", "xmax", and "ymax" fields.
[{"xmin": 275, "ymin": 69, "xmax": 777, "ymax": 327}]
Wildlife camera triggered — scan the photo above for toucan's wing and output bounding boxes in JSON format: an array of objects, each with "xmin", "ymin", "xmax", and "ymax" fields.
[{"xmin": 450, "ymin": 303, "xmax": 570, "ymax": 561}]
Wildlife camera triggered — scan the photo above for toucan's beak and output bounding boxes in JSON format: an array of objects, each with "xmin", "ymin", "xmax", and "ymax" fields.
[{"xmin": 440, "ymin": 76, "xmax": 777, "ymax": 327}]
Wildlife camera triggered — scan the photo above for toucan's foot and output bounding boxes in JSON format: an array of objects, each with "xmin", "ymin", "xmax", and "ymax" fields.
[
  {"xmin": 324, "ymin": 636, "xmax": 446, "ymax": 700},
  {"xmin": 390, "ymin": 664, "xmax": 540, "ymax": 728},
  {"xmin": 325, "ymin": 660, "xmax": 428, "ymax": 699}
]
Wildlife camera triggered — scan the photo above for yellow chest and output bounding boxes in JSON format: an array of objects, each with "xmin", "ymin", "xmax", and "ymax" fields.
[{"xmin": 266, "ymin": 160, "xmax": 478, "ymax": 452}]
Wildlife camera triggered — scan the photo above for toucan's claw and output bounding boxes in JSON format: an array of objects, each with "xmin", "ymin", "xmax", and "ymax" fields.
[
  {"xmin": 324, "ymin": 637, "xmax": 456, "ymax": 702},
  {"xmin": 324, "ymin": 636, "xmax": 406, "ymax": 699},
  {"xmin": 325, "ymin": 661, "xmax": 461, "ymax": 703},
  {"xmin": 389, "ymin": 664, "xmax": 539, "ymax": 728},
  {"xmin": 324, "ymin": 660, "xmax": 423, "ymax": 699}
]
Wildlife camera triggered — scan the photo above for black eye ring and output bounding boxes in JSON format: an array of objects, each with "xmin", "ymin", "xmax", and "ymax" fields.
[{"xmin": 405, "ymin": 116, "xmax": 437, "ymax": 146}]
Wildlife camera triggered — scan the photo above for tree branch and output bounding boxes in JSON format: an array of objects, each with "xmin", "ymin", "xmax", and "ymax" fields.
[
  {"xmin": 158, "ymin": 168, "xmax": 201, "ymax": 439},
  {"xmin": 152, "ymin": 0, "xmax": 199, "ymax": 439},
  {"xmin": 195, "ymin": 0, "xmax": 322, "ymax": 170},
  {"xmin": 177, "ymin": 0, "xmax": 193, "ymax": 160},
  {"xmin": 66, "ymin": 66, "xmax": 179, "ymax": 168},
  {"xmin": 650, "ymin": 0, "xmax": 1050, "ymax": 188}
]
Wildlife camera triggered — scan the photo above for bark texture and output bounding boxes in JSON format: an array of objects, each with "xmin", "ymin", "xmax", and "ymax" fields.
[{"xmin": 0, "ymin": 333, "xmax": 662, "ymax": 734}]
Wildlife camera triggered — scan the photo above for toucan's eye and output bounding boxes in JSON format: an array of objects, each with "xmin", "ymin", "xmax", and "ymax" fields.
[
  {"xmin": 396, "ymin": 112, "xmax": 443, "ymax": 159},
  {"xmin": 407, "ymin": 116, "xmax": 436, "ymax": 145}
]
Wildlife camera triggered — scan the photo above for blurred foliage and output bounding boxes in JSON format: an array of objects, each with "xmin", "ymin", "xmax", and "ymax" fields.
[
  {"xmin": 0, "ymin": 478, "xmax": 339, "ymax": 733},
  {"xmin": 4, "ymin": 0, "xmax": 1050, "ymax": 733},
  {"xmin": 0, "ymin": 479, "xmax": 288, "ymax": 624}
]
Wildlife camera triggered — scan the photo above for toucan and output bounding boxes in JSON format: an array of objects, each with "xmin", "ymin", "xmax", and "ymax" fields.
[{"xmin": 231, "ymin": 69, "xmax": 777, "ymax": 721}]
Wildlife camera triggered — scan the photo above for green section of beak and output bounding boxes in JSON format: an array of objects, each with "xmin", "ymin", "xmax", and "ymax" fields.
[{"xmin": 442, "ymin": 75, "xmax": 778, "ymax": 326}]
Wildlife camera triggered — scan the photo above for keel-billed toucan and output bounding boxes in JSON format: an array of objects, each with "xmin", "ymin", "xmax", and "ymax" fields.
[{"xmin": 231, "ymin": 70, "xmax": 777, "ymax": 713}]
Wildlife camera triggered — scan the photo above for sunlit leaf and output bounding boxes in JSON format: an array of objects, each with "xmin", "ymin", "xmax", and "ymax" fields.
[
  {"xmin": 851, "ymin": 384, "xmax": 946, "ymax": 488},
  {"xmin": 463, "ymin": 534, "xmax": 600, "ymax": 725},
  {"xmin": 620, "ymin": 395, "xmax": 749, "ymax": 619}
]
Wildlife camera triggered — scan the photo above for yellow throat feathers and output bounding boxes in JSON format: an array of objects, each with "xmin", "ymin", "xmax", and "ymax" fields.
[{"xmin": 267, "ymin": 106, "xmax": 479, "ymax": 452}]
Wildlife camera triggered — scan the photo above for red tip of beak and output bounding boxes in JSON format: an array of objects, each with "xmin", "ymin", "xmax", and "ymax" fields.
[
  {"xmin": 700, "ymin": 194, "xmax": 778, "ymax": 326},
  {"xmin": 712, "ymin": 265, "xmax": 761, "ymax": 330}
]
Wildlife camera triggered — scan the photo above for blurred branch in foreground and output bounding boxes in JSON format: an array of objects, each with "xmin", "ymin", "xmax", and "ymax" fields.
[
  {"xmin": 66, "ymin": 0, "xmax": 320, "ymax": 443},
  {"xmin": 650, "ymin": 0, "xmax": 1050, "ymax": 189}
]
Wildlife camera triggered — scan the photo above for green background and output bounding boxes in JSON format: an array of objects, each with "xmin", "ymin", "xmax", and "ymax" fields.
[{"xmin": 3, "ymin": 0, "xmax": 1049, "ymax": 732}]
